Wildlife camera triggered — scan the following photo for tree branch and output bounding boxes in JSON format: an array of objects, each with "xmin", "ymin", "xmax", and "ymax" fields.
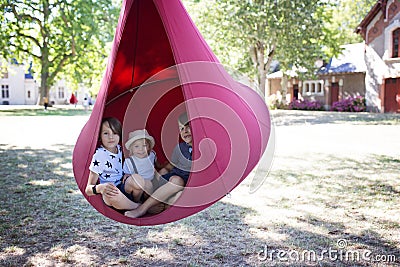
[
  {"xmin": 9, "ymin": 4, "xmax": 42, "ymax": 25},
  {"xmin": 8, "ymin": 43, "xmax": 41, "ymax": 59},
  {"xmin": 49, "ymin": 53, "xmax": 73, "ymax": 83},
  {"xmin": 11, "ymin": 31, "xmax": 41, "ymax": 48}
]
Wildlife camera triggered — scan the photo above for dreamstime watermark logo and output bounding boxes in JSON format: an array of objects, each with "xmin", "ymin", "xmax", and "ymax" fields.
[
  {"xmin": 257, "ymin": 239, "xmax": 397, "ymax": 264},
  {"xmin": 119, "ymin": 61, "xmax": 275, "ymax": 207}
]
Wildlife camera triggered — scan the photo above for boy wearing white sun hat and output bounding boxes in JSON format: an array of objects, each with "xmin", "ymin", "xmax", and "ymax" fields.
[{"xmin": 122, "ymin": 129, "xmax": 159, "ymax": 203}]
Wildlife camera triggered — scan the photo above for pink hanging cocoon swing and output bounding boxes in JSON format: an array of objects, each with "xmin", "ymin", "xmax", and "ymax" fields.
[{"xmin": 72, "ymin": 0, "xmax": 271, "ymax": 226}]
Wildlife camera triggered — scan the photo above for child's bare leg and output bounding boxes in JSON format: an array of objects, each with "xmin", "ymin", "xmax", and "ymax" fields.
[
  {"xmin": 125, "ymin": 174, "xmax": 145, "ymax": 202},
  {"xmin": 144, "ymin": 178, "xmax": 164, "ymax": 214},
  {"xmin": 143, "ymin": 180, "xmax": 154, "ymax": 195},
  {"xmin": 125, "ymin": 176, "xmax": 184, "ymax": 218},
  {"xmin": 103, "ymin": 191, "xmax": 139, "ymax": 210},
  {"xmin": 165, "ymin": 191, "xmax": 183, "ymax": 209}
]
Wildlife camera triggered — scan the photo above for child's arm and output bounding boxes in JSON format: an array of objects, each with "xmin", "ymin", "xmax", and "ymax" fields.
[
  {"xmin": 85, "ymin": 171, "xmax": 100, "ymax": 196},
  {"xmin": 122, "ymin": 159, "xmax": 132, "ymax": 183},
  {"xmin": 85, "ymin": 171, "xmax": 118, "ymax": 196}
]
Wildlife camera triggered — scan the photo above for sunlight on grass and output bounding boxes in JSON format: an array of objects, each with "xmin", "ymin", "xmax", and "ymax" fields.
[
  {"xmin": 135, "ymin": 246, "xmax": 175, "ymax": 261},
  {"xmin": 16, "ymin": 163, "xmax": 28, "ymax": 169},
  {"xmin": 158, "ymin": 224, "xmax": 205, "ymax": 247},
  {"xmin": 48, "ymin": 245, "xmax": 97, "ymax": 265},
  {"xmin": 2, "ymin": 246, "xmax": 25, "ymax": 255},
  {"xmin": 1, "ymin": 111, "xmax": 399, "ymax": 266},
  {"xmin": 29, "ymin": 180, "xmax": 55, "ymax": 186}
]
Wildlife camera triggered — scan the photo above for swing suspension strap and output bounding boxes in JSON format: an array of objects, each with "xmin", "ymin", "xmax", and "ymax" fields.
[{"xmin": 128, "ymin": 157, "xmax": 138, "ymax": 174}]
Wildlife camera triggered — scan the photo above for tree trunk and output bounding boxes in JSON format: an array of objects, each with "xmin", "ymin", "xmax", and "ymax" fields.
[
  {"xmin": 40, "ymin": 67, "xmax": 49, "ymax": 103},
  {"xmin": 250, "ymin": 43, "xmax": 266, "ymax": 97},
  {"xmin": 259, "ymin": 67, "xmax": 267, "ymax": 98},
  {"xmin": 39, "ymin": 43, "xmax": 50, "ymax": 104},
  {"xmin": 39, "ymin": 0, "xmax": 50, "ymax": 105},
  {"xmin": 250, "ymin": 42, "xmax": 276, "ymax": 99},
  {"xmin": 281, "ymin": 75, "xmax": 288, "ymax": 104}
]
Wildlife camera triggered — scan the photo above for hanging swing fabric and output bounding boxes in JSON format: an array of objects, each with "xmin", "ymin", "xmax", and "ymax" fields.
[{"xmin": 72, "ymin": 0, "xmax": 271, "ymax": 226}]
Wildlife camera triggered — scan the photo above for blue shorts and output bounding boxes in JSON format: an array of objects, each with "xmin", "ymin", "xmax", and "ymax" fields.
[
  {"xmin": 160, "ymin": 171, "xmax": 189, "ymax": 186},
  {"xmin": 117, "ymin": 182, "xmax": 134, "ymax": 202}
]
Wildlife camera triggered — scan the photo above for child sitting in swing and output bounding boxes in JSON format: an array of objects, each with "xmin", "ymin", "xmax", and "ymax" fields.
[
  {"xmin": 85, "ymin": 117, "xmax": 140, "ymax": 211},
  {"xmin": 122, "ymin": 129, "xmax": 167, "ymax": 203},
  {"xmin": 125, "ymin": 112, "xmax": 192, "ymax": 218}
]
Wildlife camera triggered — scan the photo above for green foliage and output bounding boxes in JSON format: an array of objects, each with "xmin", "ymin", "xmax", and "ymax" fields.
[
  {"xmin": 183, "ymin": 0, "xmax": 343, "ymax": 93},
  {"xmin": 326, "ymin": 0, "xmax": 376, "ymax": 44},
  {"xmin": 0, "ymin": 0, "xmax": 121, "ymax": 97}
]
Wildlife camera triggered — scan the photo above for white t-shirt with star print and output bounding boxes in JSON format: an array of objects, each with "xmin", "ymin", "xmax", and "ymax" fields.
[{"xmin": 89, "ymin": 145, "xmax": 123, "ymax": 186}]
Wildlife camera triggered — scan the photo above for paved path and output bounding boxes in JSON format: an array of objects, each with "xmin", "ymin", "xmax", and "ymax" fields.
[
  {"xmin": 0, "ymin": 110, "xmax": 398, "ymax": 159},
  {"xmin": 0, "ymin": 115, "xmax": 90, "ymax": 148}
]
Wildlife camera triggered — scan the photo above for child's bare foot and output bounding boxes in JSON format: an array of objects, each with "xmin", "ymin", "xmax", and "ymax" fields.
[{"xmin": 125, "ymin": 207, "xmax": 146, "ymax": 218}]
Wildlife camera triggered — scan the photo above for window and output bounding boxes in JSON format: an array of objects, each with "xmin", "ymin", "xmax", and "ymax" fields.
[
  {"xmin": 392, "ymin": 28, "xmax": 400, "ymax": 58},
  {"xmin": 58, "ymin": 87, "xmax": 65, "ymax": 99},
  {"xmin": 303, "ymin": 81, "xmax": 324, "ymax": 96},
  {"xmin": 1, "ymin": 85, "xmax": 9, "ymax": 98}
]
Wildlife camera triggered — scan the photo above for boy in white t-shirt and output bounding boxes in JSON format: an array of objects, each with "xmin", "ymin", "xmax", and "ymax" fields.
[{"xmin": 123, "ymin": 129, "xmax": 166, "ymax": 202}]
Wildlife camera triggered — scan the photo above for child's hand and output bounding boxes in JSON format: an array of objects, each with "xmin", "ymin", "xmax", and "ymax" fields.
[{"xmin": 100, "ymin": 183, "xmax": 119, "ymax": 197}]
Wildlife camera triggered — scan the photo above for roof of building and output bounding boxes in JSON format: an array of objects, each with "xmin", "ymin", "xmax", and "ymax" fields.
[
  {"xmin": 267, "ymin": 43, "xmax": 366, "ymax": 79},
  {"xmin": 355, "ymin": 0, "xmax": 385, "ymax": 39},
  {"xmin": 318, "ymin": 43, "xmax": 367, "ymax": 75},
  {"xmin": 25, "ymin": 61, "xmax": 34, "ymax": 79}
]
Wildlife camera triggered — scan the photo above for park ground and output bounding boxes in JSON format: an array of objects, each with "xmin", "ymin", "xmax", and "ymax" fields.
[{"xmin": 0, "ymin": 105, "xmax": 399, "ymax": 266}]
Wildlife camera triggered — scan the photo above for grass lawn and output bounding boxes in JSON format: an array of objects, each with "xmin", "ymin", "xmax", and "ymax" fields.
[
  {"xmin": 0, "ymin": 105, "xmax": 91, "ymax": 116},
  {"xmin": 0, "ymin": 109, "xmax": 399, "ymax": 266}
]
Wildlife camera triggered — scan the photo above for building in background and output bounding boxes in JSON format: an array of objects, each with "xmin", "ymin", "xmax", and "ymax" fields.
[
  {"xmin": 266, "ymin": 43, "xmax": 367, "ymax": 111},
  {"xmin": 356, "ymin": 0, "xmax": 400, "ymax": 113},
  {"xmin": 49, "ymin": 79, "xmax": 91, "ymax": 106},
  {"xmin": 0, "ymin": 60, "xmax": 39, "ymax": 105},
  {"xmin": 0, "ymin": 59, "xmax": 91, "ymax": 106}
]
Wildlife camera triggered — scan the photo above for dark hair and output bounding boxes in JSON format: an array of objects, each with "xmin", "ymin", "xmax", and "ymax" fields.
[{"xmin": 100, "ymin": 117, "xmax": 122, "ymax": 140}]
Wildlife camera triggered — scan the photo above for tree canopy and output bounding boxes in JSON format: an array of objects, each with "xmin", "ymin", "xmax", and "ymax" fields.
[
  {"xmin": 0, "ymin": 0, "xmax": 377, "ymax": 100},
  {"xmin": 326, "ymin": 0, "xmax": 376, "ymax": 44},
  {"xmin": 183, "ymin": 0, "xmax": 342, "ymax": 95},
  {"xmin": 183, "ymin": 0, "xmax": 375, "ymax": 95},
  {"xmin": 0, "ymin": 0, "xmax": 121, "ymax": 99}
]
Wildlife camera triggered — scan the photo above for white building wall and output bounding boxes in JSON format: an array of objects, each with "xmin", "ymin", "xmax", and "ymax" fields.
[
  {"xmin": 0, "ymin": 60, "xmax": 91, "ymax": 106},
  {"xmin": 49, "ymin": 79, "xmax": 91, "ymax": 105},
  {"xmin": 364, "ymin": 9, "xmax": 400, "ymax": 112},
  {"xmin": 49, "ymin": 79, "xmax": 77, "ymax": 105},
  {"xmin": 24, "ymin": 79, "xmax": 39, "ymax": 105},
  {"xmin": 0, "ymin": 61, "xmax": 40, "ymax": 105},
  {"xmin": 1, "ymin": 63, "xmax": 25, "ymax": 105},
  {"xmin": 364, "ymin": 45, "xmax": 387, "ymax": 112}
]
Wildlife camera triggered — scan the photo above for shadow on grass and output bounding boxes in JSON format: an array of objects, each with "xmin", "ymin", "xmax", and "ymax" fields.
[
  {"xmin": 272, "ymin": 225, "xmax": 400, "ymax": 267},
  {"xmin": 261, "ymin": 153, "xmax": 400, "ymax": 266},
  {"xmin": 0, "ymin": 144, "xmax": 265, "ymax": 266},
  {"xmin": 1, "ymin": 145, "xmax": 399, "ymax": 266}
]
